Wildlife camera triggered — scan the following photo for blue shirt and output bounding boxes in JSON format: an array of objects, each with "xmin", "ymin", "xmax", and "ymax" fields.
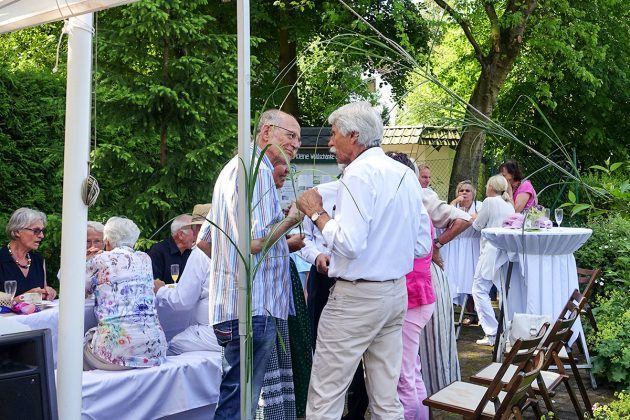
[{"xmin": 204, "ymin": 150, "xmax": 292, "ymax": 324}]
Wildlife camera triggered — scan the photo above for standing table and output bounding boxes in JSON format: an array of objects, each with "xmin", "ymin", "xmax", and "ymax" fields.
[{"xmin": 481, "ymin": 227, "xmax": 592, "ymax": 365}]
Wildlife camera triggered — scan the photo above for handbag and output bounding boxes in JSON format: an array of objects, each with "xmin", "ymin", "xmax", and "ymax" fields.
[{"xmin": 506, "ymin": 313, "xmax": 551, "ymax": 350}]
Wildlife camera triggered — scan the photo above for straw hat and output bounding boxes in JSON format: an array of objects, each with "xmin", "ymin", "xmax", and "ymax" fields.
[{"xmin": 191, "ymin": 203, "xmax": 211, "ymax": 225}]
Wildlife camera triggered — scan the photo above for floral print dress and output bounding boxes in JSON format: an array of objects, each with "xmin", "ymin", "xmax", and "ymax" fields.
[{"xmin": 85, "ymin": 246, "xmax": 167, "ymax": 367}]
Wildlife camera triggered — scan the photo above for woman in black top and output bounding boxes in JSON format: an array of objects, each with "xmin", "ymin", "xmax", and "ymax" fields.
[{"xmin": 0, "ymin": 208, "xmax": 57, "ymax": 300}]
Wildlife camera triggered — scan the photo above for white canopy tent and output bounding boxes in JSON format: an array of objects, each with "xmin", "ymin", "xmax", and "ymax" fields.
[{"xmin": 1, "ymin": 0, "xmax": 254, "ymax": 418}]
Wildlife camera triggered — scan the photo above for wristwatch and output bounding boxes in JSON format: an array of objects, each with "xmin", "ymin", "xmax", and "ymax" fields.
[
  {"xmin": 433, "ymin": 238, "xmax": 443, "ymax": 249},
  {"xmin": 311, "ymin": 210, "xmax": 327, "ymax": 223}
]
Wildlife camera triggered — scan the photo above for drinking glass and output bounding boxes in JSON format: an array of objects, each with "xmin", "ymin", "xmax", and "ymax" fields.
[
  {"xmin": 170, "ymin": 264, "xmax": 180, "ymax": 284},
  {"xmin": 544, "ymin": 208, "xmax": 551, "ymax": 220},
  {"xmin": 4, "ymin": 280, "xmax": 17, "ymax": 300},
  {"xmin": 555, "ymin": 208, "xmax": 564, "ymax": 227}
]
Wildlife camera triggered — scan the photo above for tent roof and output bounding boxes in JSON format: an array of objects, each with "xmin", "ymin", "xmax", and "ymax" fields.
[{"xmin": 0, "ymin": 0, "xmax": 135, "ymax": 34}]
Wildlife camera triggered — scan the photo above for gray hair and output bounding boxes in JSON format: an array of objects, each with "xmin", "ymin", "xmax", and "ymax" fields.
[
  {"xmin": 171, "ymin": 214, "xmax": 193, "ymax": 236},
  {"xmin": 256, "ymin": 109, "xmax": 296, "ymax": 140},
  {"xmin": 103, "ymin": 217, "xmax": 140, "ymax": 249},
  {"xmin": 328, "ymin": 101, "xmax": 383, "ymax": 148},
  {"xmin": 87, "ymin": 221, "xmax": 105, "ymax": 234},
  {"xmin": 6, "ymin": 208, "xmax": 47, "ymax": 240}
]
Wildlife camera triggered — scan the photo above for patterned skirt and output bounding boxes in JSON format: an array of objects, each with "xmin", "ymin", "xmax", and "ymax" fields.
[
  {"xmin": 418, "ymin": 262, "xmax": 461, "ymax": 395},
  {"xmin": 256, "ymin": 318, "xmax": 296, "ymax": 419}
]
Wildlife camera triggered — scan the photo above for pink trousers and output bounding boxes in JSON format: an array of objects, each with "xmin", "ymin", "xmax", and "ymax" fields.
[{"xmin": 398, "ymin": 303, "xmax": 435, "ymax": 420}]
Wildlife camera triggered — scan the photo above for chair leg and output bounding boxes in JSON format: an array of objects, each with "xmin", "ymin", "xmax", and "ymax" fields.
[
  {"xmin": 566, "ymin": 351, "xmax": 593, "ymax": 415},
  {"xmin": 563, "ymin": 378, "xmax": 585, "ymax": 420},
  {"xmin": 536, "ymin": 382, "xmax": 556, "ymax": 414},
  {"xmin": 530, "ymin": 401, "xmax": 543, "ymax": 419}
]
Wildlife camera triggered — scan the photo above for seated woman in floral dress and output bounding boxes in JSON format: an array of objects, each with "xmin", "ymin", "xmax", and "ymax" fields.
[{"xmin": 83, "ymin": 216, "xmax": 167, "ymax": 371}]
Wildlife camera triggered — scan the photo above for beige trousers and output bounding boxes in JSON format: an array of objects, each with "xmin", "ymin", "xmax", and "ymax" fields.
[{"xmin": 306, "ymin": 277, "xmax": 407, "ymax": 420}]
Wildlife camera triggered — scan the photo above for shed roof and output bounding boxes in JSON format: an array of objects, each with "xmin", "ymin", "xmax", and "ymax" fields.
[{"xmin": 299, "ymin": 125, "xmax": 459, "ymax": 148}]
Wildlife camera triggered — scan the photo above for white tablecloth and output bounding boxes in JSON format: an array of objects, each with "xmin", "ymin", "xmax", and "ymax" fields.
[
  {"xmin": 481, "ymin": 227, "xmax": 592, "ymax": 322},
  {"xmin": 3, "ymin": 297, "xmax": 194, "ymax": 365},
  {"xmin": 81, "ymin": 351, "xmax": 221, "ymax": 420}
]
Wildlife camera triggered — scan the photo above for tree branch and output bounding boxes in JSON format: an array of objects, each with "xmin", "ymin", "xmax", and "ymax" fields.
[
  {"xmin": 483, "ymin": 2, "xmax": 500, "ymax": 53},
  {"xmin": 433, "ymin": 0, "xmax": 484, "ymax": 65}
]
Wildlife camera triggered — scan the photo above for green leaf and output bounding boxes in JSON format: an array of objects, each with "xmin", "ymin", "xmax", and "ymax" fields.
[
  {"xmin": 571, "ymin": 204, "xmax": 591, "ymax": 216},
  {"xmin": 568, "ymin": 190, "xmax": 577, "ymax": 203}
]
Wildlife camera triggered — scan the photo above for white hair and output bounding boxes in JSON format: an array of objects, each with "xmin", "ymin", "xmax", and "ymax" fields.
[
  {"xmin": 6, "ymin": 208, "xmax": 47, "ymax": 240},
  {"xmin": 328, "ymin": 101, "xmax": 383, "ymax": 148},
  {"xmin": 103, "ymin": 217, "xmax": 140, "ymax": 249},
  {"xmin": 171, "ymin": 214, "xmax": 192, "ymax": 236},
  {"xmin": 87, "ymin": 221, "xmax": 104, "ymax": 234}
]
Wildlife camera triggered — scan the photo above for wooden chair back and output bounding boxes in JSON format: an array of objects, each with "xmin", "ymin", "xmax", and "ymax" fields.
[
  {"xmin": 473, "ymin": 322, "xmax": 550, "ymax": 418},
  {"xmin": 541, "ymin": 306, "xmax": 580, "ymax": 370},
  {"xmin": 576, "ymin": 267, "xmax": 602, "ymax": 300},
  {"xmin": 497, "ymin": 350, "xmax": 546, "ymax": 420}
]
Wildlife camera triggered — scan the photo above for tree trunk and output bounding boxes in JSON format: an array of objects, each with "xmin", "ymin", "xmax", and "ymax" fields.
[
  {"xmin": 446, "ymin": 0, "xmax": 538, "ymax": 200},
  {"xmin": 448, "ymin": 61, "xmax": 511, "ymax": 200},
  {"xmin": 278, "ymin": 27, "xmax": 298, "ymax": 117}
]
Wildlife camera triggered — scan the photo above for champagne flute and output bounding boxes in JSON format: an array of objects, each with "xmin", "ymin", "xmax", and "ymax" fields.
[
  {"xmin": 555, "ymin": 208, "xmax": 564, "ymax": 227},
  {"xmin": 4, "ymin": 280, "xmax": 17, "ymax": 301},
  {"xmin": 170, "ymin": 264, "xmax": 180, "ymax": 285}
]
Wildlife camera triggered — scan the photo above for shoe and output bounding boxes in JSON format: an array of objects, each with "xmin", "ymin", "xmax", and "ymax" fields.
[
  {"xmin": 462, "ymin": 316, "xmax": 478, "ymax": 326},
  {"xmin": 476, "ymin": 335, "xmax": 496, "ymax": 346}
]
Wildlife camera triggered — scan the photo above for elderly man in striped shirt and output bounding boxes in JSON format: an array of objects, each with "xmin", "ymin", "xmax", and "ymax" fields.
[{"xmin": 203, "ymin": 109, "xmax": 305, "ymax": 420}]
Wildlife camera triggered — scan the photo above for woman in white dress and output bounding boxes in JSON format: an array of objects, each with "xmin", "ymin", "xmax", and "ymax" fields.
[
  {"xmin": 442, "ymin": 180, "xmax": 482, "ymax": 319},
  {"xmin": 471, "ymin": 175, "xmax": 515, "ymax": 346}
]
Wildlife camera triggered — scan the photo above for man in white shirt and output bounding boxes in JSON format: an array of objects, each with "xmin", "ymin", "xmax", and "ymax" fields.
[
  {"xmin": 297, "ymin": 179, "xmax": 339, "ymax": 349},
  {"xmin": 297, "ymin": 101, "xmax": 432, "ymax": 419}
]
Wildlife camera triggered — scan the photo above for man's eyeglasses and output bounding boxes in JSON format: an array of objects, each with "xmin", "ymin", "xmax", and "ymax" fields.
[
  {"xmin": 86, "ymin": 239, "xmax": 103, "ymax": 247},
  {"xmin": 270, "ymin": 124, "xmax": 300, "ymax": 142},
  {"xmin": 23, "ymin": 228, "xmax": 46, "ymax": 236}
]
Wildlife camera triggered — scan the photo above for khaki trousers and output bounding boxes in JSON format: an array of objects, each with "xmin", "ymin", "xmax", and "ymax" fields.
[{"xmin": 306, "ymin": 277, "xmax": 407, "ymax": 420}]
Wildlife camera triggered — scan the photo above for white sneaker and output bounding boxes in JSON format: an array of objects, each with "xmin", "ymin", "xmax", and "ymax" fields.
[{"xmin": 476, "ymin": 335, "xmax": 496, "ymax": 346}]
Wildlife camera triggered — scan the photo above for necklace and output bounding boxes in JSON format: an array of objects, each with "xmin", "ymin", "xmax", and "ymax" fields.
[{"xmin": 8, "ymin": 243, "xmax": 31, "ymax": 269}]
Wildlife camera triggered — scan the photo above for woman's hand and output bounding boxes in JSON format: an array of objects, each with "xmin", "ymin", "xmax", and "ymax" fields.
[
  {"xmin": 43, "ymin": 286, "xmax": 57, "ymax": 300},
  {"xmin": 86, "ymin": 247, "xmax": 103, "ymax": 260}
]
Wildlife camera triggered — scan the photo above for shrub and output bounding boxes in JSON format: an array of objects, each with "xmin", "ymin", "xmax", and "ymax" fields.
[
  {"xmin": 589, "ymin": 289, "xmax": 630, "ymax": 389},
  {"xmin": 588, "ymin": 391, "xmax": 630, "ymax": 419},
  {"xmin": 574, "ymin": 214, "xmax": 630, "ymax": 295}
]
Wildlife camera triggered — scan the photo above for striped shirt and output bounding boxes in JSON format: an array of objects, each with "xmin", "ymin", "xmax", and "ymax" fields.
[{"xmin": 204, "ymin": 150, "xmax": 292, "ymax": 324}]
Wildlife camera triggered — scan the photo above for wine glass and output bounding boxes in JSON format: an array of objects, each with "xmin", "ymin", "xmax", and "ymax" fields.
[
  {"xmin": 555, "ymin": 208, "xmax": 564, "ymax": 227},
  {"xmin": 170, "ymin": 264, "xmax": 180, "ymax": 285},
  {"xmin": 4, "ymin": 280, "xmax": 17, "ymax": 301}
]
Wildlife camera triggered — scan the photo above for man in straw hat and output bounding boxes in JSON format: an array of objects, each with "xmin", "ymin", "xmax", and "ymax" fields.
[{"xmin": 153, "ymin": 203, "xmax": 220, "ymax": 355}]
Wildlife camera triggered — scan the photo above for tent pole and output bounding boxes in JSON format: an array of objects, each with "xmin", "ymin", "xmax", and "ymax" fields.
[
  {"xmin": 56, "ymin": 13, "xmax": 92, "ymax": 420},
  {"xmin": 236, "ymin": 0, "xmax": 253, "ymax": 418}
]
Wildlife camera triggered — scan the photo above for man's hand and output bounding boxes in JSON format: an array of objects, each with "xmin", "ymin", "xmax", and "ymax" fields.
[
  {"xmin": 153, "ymin": 279, "xmax": 165, "ymax": 293},
  {"xmin": 287, "ymin": 202, "xmax": 304, "ymax": 225},
  {"xmin": 43, "ymin": 286, "xmax": 57, "ymax": 301},
  {"xmin": 315, "ymin": 253, "xmax": 330, "ymax": 275},
  {"xmin": 286, "ymin": 234, "xmax": 305, "ymax": 252},
  {"xmin": 297, "ymin": 188, "xmax": 323, "ymax": 219},
  {"xmin": 432, "ymin": 247, "xmax": 444, "ymax": 270}
]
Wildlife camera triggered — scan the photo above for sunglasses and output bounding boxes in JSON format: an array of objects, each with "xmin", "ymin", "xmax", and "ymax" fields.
[{"xmin": 23, "ymin": 227, "xmax": 46, "ymax": 236}]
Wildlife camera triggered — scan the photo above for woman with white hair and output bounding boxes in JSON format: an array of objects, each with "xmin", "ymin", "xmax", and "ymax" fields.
[
  {"xmin": 0, "ymin": 207, "xmax": 57, "ymax": 300},
  {"xmin": 471, "ymin": 175, "xmax": 515, "ymax": 346},
  {"xmin": 443, "ymin": 180, "xmax": 482, "ymax": 322},
  {"xmin": 86, "ymin": 221, "xmax": 105, "ymax": 259},
  {"xmin": 84, "ymin": 216, "xmax": 167, "ymax": 370}
]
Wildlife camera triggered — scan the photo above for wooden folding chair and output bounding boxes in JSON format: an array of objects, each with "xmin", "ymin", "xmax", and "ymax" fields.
[
  {"xmin": 424, "ymin": 324, "xmax": 549, "ymax": 419},
  {"xmin": 471, "ymin": 303, "xmax": 586, "ymax": 418},
  {"xmin": 576, "ymin": 267, "xmax": 602, "ymax": 332}
]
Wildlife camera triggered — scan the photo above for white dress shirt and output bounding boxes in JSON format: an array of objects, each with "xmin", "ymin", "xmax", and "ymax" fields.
[
  {"xmin": 155, "ymin": 247, "xmax": 210, "ymax": 326},
  {"xmin": 423, "ymin": 188, "xmax": 472, "ymax": 228},
  {"xmin": 321, "ymin": 147, "xmax": 431, "ymax": 281},
  {"xmin": 298, "ymin": 180, "xmax": 340, "ymax": 265}
]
